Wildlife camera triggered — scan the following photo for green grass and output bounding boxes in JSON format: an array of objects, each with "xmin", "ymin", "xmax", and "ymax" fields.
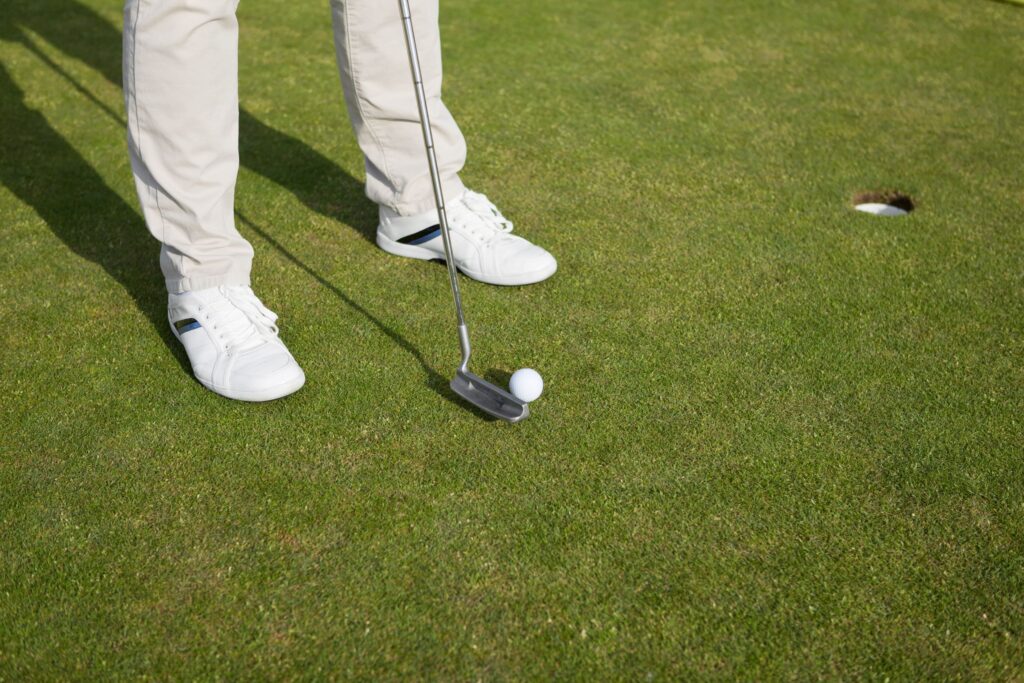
[{"xmin": 2, "ymin": 0, "xmax": 1024, "ymax": 679}]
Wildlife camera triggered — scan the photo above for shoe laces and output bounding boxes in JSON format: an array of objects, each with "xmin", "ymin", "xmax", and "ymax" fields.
[
  {"xmin": 449, "ymin": 190, "xmax": 514, "ymax": 245},
  {"xmin": 203, "ymin": 286, "xmax": 280, "ymax": 354}
]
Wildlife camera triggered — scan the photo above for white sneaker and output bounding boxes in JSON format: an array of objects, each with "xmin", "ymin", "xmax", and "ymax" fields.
[
  {"xmin": 168, "ymin": 286, "xmax": 305, "ymax": 401},
  {"xmin": 377, "ymin": 190, "xmax": 557, "ymax": 286}
]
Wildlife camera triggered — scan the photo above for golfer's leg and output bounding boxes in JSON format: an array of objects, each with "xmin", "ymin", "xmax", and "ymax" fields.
[
  {"xmin": 329, "ymin": 0, "xmax": 467, "ymax": 215},
  {"xmin": 123, "ymin": 0, "xmax": 253, "ymax": 293}
]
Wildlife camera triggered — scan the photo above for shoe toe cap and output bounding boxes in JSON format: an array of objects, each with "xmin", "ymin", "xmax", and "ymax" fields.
[
  {"xmin": 496, "ymin": 239, "xmax": 557, "ymax": 282},
  {"xmin": 228, "ymin": 345, "xmax": 306, "ymax": 400}
]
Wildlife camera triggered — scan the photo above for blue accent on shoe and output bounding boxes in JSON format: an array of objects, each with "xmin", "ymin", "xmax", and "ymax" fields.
[
  {"xmin": 398, "ymin": 224, "xmax": 442, "ymax": 246},
  {"xmin": 174, "ymin": 318, "xmax": 201, "ymax": 333},
  {"xmin": 409, "ymin": 227, "xmax": 441, "ymax": 245}
]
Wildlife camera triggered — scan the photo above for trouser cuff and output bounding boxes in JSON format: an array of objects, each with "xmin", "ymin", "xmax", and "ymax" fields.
[
  {"xmin": 165, "ymin": 272, "xmax": 251, "ymax": 295},
  {"xmin": 383, "ymin": 175, "xmax": 466, "ymax": 217}
]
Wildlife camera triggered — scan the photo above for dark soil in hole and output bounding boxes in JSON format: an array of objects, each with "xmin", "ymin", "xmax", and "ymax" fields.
[{"xmin": 853, "ymin": 191, "xmax": 915, "ymax": 213}]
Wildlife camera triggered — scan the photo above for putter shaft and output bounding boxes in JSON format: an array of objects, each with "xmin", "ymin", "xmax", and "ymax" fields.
[
  {"xmin": 398, "ymin": 0, "xmax": 529, "ymax": 423},
  {"xmin": 397, "ymin": 0, "xmax": 470, "ymax": 370}
]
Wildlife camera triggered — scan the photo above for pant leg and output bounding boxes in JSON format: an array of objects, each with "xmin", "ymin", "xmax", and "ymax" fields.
[
  {"xmin": 330, "ymin": 0, "xmax": 467, "ymax": 216},
  {"xmin": 123, "ymin": 0, "xmax": 253, "ymax": 294}
]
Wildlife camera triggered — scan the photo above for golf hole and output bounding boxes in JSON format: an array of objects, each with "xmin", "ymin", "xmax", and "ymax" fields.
[{"xmin": 853, "ymin": 191, "xmax": 915, "ymax": 217}]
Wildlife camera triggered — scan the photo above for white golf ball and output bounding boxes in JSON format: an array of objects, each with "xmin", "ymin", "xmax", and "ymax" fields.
[{"xmin": 509, "ymin": 368, "xmax": 543, "ymax": 403}]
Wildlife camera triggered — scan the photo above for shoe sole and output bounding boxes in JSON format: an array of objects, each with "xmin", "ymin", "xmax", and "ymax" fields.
[
  {"xmin": 198, "ymin": 371, "xmax": 306, "ymax": 402},
  {"xmin": 376, "ymin": 231, "xmax": 557, "ymax": 286}
]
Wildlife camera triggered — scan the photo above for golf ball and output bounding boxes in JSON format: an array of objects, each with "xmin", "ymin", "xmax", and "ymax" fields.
[{"xmin": 509, "ymin": 368, "xmax": 543, "ymax": 403}]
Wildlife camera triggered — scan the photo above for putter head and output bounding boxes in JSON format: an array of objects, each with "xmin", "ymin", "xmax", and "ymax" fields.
[{"xmin": 451, "ymin": 369, "xmax": 530, "ymax": 423}]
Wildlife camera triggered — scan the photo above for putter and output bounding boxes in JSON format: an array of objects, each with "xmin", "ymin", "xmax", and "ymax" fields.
[{"xmin": 398, "ymin": 0, "xmax": 529, "ymax": 423}]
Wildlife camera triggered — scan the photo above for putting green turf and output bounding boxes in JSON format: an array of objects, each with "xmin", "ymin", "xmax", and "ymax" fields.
[{"xmin": 2, "ymin": 0, "xmax": 1023, "ymax": 678}]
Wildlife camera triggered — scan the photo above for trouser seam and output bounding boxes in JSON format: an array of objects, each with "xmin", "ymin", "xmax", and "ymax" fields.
[
  {"xmin": 343, "ymin": 1, "xmax": 398, "ymax": 210},
  {"xmin": 128, "ymin": 0, "xmax": 180, "ymax": 279}
]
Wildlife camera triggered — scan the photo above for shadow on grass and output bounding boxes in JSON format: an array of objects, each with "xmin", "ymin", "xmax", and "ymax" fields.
[
  {"xmin": 238, "ymin": 112, "xmax": 378, "ymax": 245},
  {"xmin": 1, "ymin": 0, "xmax": 392, "ymax": 371},
  {"xmin": 4, "ymin": 0, "xmax": 495, "ymax": 420},
  {"xmin": 482, "ymin": 368, "xmax": 513, "ymax": 389},
  {"xmin": 236, "ymin": 212, "xmax": 479, "ymax": 414},
  {"xmin": 5, "ymin": 0, "xmax": 380, "ymax": 239},
  {"xmin": 0, "ymin": 60, "xmax": 188, "ymax": 371}
]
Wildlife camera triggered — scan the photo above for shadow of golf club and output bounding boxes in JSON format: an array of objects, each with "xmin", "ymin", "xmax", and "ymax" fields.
[
  {"xmin": 482, "ymin": 368, "xmax": 513, "ymax": 389},
  {"xmin": 236, "ymin": 212, "xmax": 495, "ymax": 417}
]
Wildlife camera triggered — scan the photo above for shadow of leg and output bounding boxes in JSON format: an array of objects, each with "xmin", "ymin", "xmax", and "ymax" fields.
[
  {"xmin": 239, "ymin": 110, "xmax": 378, "ymax": 244},
  {"xmin": 7, "ymin": 1, "xmax": 428, "ymax": 394},
  {"xmin": 13, "ymin": 0, "xmax": 379, "ymax": 245},
  {"xmin": 0, "ymin": 61, "xmax": 186, "ymax": 371},
  {"xmin": 5, "ymin": 0, "xmax": 124, "ymax": 88}
]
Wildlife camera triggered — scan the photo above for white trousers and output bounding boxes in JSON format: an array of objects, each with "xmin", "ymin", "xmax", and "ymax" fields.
[{"xmin": 123, "ymin": 0, "xmax": 467, "ymax": 293}]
